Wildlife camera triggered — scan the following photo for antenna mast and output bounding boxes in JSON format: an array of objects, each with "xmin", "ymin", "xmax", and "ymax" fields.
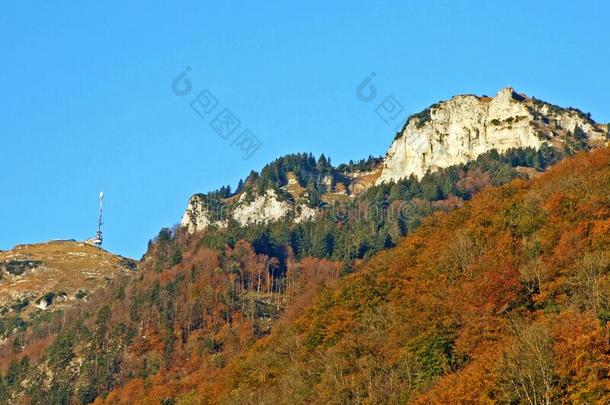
[
  {"xmin": 94, "ymin": 191, "xmax": 104, "ymax": 246},
  {"xmin": 84, "ymin": 191, "xmax": 105, "ymax": 247}
]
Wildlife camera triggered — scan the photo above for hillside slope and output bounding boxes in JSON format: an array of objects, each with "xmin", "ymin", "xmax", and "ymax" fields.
[
  {"xmin": 0, "ymin": 241, "xmax": 135, "ymax": 339},
  {"xmin": 196, "ymin": 148, "xmax": 610, "ymax": 404}
]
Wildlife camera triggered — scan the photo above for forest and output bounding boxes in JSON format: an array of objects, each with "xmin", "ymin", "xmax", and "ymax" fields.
[
  {"xmin": 209, "ymin": 147, "xmax": 610, "ymax": 404},
  {"xmin": 195, "ymin": 144, "xmax": 565, "ymax": 266}
]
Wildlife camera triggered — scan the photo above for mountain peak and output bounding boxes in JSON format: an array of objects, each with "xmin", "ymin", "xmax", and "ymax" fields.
[
  {"xmin": 376, "ymin": 87, "xmax": 608, "ymax": 184},
  {"xmin": 496, "ymin": 85, "xmax": 517, "ymax": 97}
]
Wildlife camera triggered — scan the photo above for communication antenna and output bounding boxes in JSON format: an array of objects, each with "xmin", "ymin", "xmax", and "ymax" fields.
[
  {"xmin": 86, "ymin": 191, "xmax": 104, "ymax": 247},
  {"xmin": 94, "ymin": 191, "xmax": 104, "ymax": 246}
]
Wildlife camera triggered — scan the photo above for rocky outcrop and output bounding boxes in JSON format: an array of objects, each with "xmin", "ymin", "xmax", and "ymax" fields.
[
  {"xmin": 232, "ymin": 189, "xmax": 292, "ymax": 226},
  {"xmin": 181, "ymin": 189, "xmax": 318, "ymax": 234},
  {"xmin": 180, "ymin": 194, "xmax": 226, "ymax": 233},
  {"xmin": 294, "ymin": 204, "xmax": 318, "ymax": 223},
  {"xmin": 376, "ymin": 87, "xmax": 608, "ymax": 184},
  {"xmin": 233, "ymin": 189, "xmax": 317, "ymax": 226}
]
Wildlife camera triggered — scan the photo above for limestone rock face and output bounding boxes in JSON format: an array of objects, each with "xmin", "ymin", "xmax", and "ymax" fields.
[
  {"xmin": 180, "ymin": 189, "xmax": 318, "ymax": 234},
  {"xmin": 232, "ymin": 189, "xmax": 292, "ymax": 226},
  {"xmin": 376, "ymin": 87, "xmax": 607, "ymax": 184},
  {"xmin": 294, "ymin": 204, "xmax": 317, "ymax": 223},
  {"xmin": 180, "ymin": 194, "xmax": 219, "ymax": 234}
]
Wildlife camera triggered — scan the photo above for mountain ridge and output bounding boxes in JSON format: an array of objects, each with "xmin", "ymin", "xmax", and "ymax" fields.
[
  {"xmin": 180, "ymin": 87, "xmax": 609, "ymax": 234},
  {"xmin": 378, "ymin": 87, "xmax": 608, "ymax": 183}
]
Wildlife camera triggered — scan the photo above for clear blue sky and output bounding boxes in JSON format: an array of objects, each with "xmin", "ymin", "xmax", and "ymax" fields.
[{"xmin": 1, "ymin": 1, "xmax": 609, "ymax": 258}]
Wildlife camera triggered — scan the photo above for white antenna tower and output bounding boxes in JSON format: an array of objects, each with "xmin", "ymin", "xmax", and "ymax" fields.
[
  {"xmin": 86, "ymin": 191, "xmax": 104, "ymax": 247},
  {"xmin": 94, "ymin": 191, "xmax": 104, "ymax": 246}
]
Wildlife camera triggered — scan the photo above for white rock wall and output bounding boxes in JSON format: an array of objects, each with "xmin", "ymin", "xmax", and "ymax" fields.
[
  {"xmin": 232, "ymin": 189, "xmax": 292, "ymax": 226},
  {"xmin": 376, "ymin": 87, "xmax": 606, "ymax": 184},
  {"xmin": 180, "ymin": 195, "xmax": 215, "ymax": 233}
]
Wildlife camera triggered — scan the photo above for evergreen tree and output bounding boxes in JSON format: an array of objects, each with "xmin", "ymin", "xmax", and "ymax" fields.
[
  {"xmin": 236, "ymin": 179, "xmax": 245, "ymax": 194},
  {"xmin": 306, "ymin": 180, "xmax": 321, "ymax": 208}
]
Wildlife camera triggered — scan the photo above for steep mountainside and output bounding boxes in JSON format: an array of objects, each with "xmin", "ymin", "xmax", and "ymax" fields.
[
  {"xmin": 202, "ymin": 148, "xmax": 610, "ymax": 404},
  {"xmin": 181, "ymin": 88, "xmax": 608, "ymax": 233},
  {"xmin": 84, "ymin": 147, "xmax": 610, "ymax": 405},
  {"xmin": 2, "ymin": 146, "xmax": 569, "ymax": 405}
]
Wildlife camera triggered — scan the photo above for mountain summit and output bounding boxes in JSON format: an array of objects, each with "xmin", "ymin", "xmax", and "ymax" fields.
[
  {"xmin": 0, "ymin": 241, "xmax": 135, "ymax": 339},
  {"xmin": 377, "ymin": 87, "xmax": 608, "ymax": 183}
]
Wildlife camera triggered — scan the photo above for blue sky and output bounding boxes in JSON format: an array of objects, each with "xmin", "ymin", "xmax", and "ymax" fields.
[{"xmin": 1, "ymin": 1, "xmax": 609, "ymax": 258}]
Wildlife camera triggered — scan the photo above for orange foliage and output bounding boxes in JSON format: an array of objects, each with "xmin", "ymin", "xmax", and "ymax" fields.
[
  {"xmin": 96, "ymin": 148, "xmax": 610, "ymax": 404},
  {"xmin": 196, "ymin": 148, "xmax": 610, "ymax": 404}
]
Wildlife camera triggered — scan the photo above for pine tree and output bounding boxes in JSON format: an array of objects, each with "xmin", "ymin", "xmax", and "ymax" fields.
[
  {"xmin": 236, "ymin": 179, "xmax": 245, "ymax": 194},
  {"xmin": 306, "ymin": 180, "xmax": 321, "ymax": 208}
]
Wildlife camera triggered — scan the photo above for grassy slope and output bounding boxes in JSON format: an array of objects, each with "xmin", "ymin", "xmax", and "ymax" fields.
[{"xmin": 0, "ymin": 241, "xmax": 135, "ymax": 320}]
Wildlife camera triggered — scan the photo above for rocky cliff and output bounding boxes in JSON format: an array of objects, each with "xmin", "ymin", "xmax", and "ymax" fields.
[
  {"xmin": 376, "ymin": 87, "xmax": 608, "ymax": 184},
  {"xmin": 180, "ymin": 164, "xmax": 381, "ymax": 233},
  {"xmin": 181, "ymin": 188, "xmax": 321, "ymax": 233}
]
